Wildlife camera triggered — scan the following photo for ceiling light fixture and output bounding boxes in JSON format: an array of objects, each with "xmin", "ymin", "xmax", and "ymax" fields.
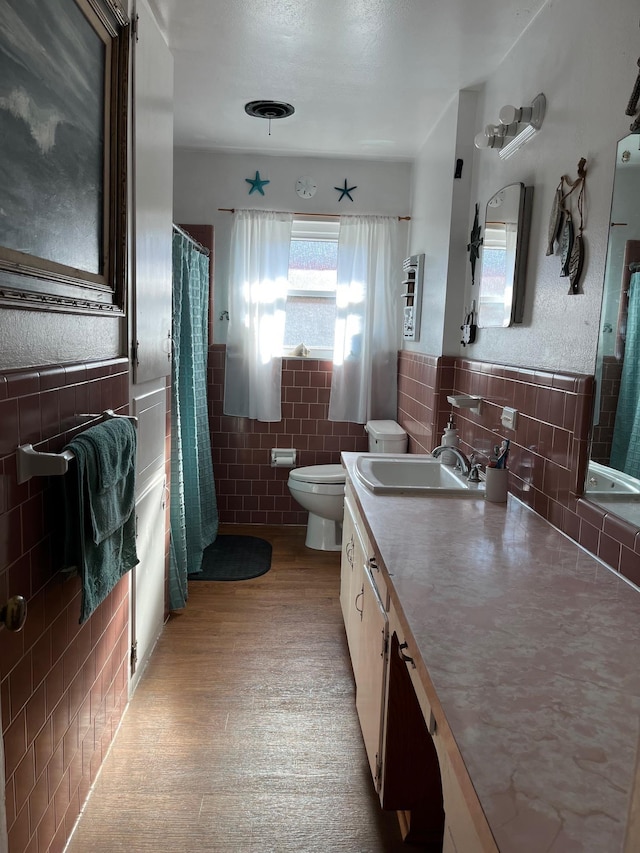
[
  {"xmin": 474, "ymin": 93, "xmax": 546, "ymax": 160},
  {"xmin": 244, "ymin": 100, "xmax": 295, "ymax": 136}
]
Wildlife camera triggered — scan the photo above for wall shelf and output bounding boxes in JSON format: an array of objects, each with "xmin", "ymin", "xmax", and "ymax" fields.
[{"xmin": 401, "ymin": 254, "xmax": 424, "ymax": 342}]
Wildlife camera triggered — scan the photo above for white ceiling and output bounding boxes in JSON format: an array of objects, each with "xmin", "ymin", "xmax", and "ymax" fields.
[{"xmin": 145, "ymin": 0, "xmax": 548, "ymax": 161}]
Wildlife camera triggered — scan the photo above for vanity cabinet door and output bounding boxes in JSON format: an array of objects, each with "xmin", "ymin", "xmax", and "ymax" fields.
[
  {"xmin": 340, "ymin": 492, "xmax": 389, "ymax": 790},
  {"xmin": 340, "ymin": 495, "xmax": 364, "ymax": 667},
  {"xmin": 355, "ymin": 564, "xmax": 388, "ymax": 787},
  {"xmin": 380, "ymin": 629, "xmax": 445, "ymax": 846},
  {"xmin": 385, "ymin": 610, "xmax": 497, "ymax": 853},
  {"xmin": 340, "ymin": 496, "xmax": 357, "ymax": 640}
]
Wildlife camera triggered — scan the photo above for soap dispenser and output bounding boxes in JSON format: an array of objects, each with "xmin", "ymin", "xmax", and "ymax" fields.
[{"xmin": 440, "ymin": 414, "xmax": 459, "ymax": 466}]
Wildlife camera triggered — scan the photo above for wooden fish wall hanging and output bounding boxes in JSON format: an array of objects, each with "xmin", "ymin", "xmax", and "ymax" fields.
[
  {"xmin": 625, "ymin": 55, "xmax": 640, "ymax": 132},
  {"xmin": 546, "ymin": 158, "xmax": 587, "ymax": 294}
]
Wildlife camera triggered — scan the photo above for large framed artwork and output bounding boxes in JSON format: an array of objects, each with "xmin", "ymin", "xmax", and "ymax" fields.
[{"xmin": 0, "ymin": 0, "xmax": 129, "ymax": 314}]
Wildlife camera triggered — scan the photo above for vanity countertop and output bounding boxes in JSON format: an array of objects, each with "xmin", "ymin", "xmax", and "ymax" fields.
[{"xmin": 341, "ymin": 452, "xmax": 640, "ymax": 853}]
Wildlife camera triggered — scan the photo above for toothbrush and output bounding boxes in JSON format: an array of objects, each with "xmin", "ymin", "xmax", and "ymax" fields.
[{"xmin": 496, "ymin": 440, "xmax": 510, "ymax": 469}]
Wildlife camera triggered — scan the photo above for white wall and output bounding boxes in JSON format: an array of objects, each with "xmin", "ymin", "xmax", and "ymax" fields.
[
  {"xmin": 409, "ymin": 0, "xmax": 639, "ymax": 375},
  {"xmin": 407, "ymin": 90, "xmax": 478, "ymax": 355},
  {"xmin": 172, "ymin": 150, "xmax": 412, "ymax": 343},
  {"xmin": 0, "ymin": 310, "xmax": 122, "ymax": 369}
]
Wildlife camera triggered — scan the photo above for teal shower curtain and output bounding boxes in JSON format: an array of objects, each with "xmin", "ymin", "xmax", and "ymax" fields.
[
  {"xmin": 610, "ymin": 271, "xmax": 640, "ymax": 478},
  {"xmin": 169, "ymin": 231, "xmax": 218, "ymax": 610}
]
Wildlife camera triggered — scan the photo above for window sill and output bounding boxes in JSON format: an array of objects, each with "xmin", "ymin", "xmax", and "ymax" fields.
[{"xmin": 283, "ymin": 350, "xmax": 334, "ymax": 361}]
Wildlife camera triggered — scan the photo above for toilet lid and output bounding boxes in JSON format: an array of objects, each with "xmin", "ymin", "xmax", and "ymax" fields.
[
  {"xmin": 365, "ymin": 419, "xmax": 407, "ymax": 440},
  {"xmin": 289, "ymin": 464, "xmax": 345, "ymax": 484}
]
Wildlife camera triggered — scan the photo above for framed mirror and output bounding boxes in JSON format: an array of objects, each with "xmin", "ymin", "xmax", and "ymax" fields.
[
  {"xmin": 586, "ymin": 133, "xmax": 640, "ymax": 525},
  {"xmin": 477, "ymin": 182, "xmax": 533, "ymax": 328},
  {"xmin": 0, "ymin": 0, "xmax": 129, "ymax": 315}
]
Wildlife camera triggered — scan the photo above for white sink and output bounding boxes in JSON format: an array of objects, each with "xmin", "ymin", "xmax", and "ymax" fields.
[{"xmin": 354, "ymin": 454, "xmax": 484, "ymax": 495}]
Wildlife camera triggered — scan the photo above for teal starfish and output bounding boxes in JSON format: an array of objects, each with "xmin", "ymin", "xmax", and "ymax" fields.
[
  {"xmin": 335, "ymin": 179, "xmax": 357, "ymax": 202},
  {"xmin": 246, "ymin": 171, "xmax": 270, "ymax": 195}
]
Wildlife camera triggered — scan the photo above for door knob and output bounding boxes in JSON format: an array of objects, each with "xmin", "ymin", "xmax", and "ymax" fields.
[{"xmin": 1, "ymin": 595, "xmax": 27, "ymax": 632}]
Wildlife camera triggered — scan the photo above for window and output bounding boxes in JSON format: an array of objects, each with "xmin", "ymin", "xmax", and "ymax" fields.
[{"xmin": 283, "ymin": 219, "xmax": 339, "ymax": 359}]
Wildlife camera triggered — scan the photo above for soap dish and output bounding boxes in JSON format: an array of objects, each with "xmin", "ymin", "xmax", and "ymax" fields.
[{"xmin": 447, "ymin": 395, "xmax": 482, "ymax": 414}]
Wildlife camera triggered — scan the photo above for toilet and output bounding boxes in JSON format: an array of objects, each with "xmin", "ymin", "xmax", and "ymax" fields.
[{"xmin": 287, "ymin": 420, "xmax": 408, "ymax": 551}]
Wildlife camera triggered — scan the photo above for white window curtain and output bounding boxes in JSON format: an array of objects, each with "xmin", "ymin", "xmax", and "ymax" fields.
[
  {"xmin": 224, "ymin": 209, "xmax": 293, "ymax": 421},
  {"xmin": 329, "ymin": 215, "xmax": 402, "ymax": 423}
]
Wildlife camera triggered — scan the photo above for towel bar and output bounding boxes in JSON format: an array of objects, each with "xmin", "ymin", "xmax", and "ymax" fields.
[{"xmin": 16, "ymin": 409, "xmax": 138, "ymax": 484}]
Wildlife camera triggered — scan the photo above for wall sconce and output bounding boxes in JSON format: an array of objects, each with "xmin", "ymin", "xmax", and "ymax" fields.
[{"xmin": 474, "ymin": 93, "xmax": 546, "ymax": 160}]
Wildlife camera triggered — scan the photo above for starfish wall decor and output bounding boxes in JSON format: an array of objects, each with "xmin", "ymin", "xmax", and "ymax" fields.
[
  {"xmin": 246, "ymin": 171, "xmax": 270, "ymax": 195},
  {"xmin": 335, "ymin": 179, "xmax": 357, "ymax": 202}
]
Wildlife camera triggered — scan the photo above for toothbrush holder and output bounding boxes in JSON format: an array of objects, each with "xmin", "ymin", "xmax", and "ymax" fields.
[{"xmin": 485, "ymin": 467, "xmax": 508, "ymax": 503}]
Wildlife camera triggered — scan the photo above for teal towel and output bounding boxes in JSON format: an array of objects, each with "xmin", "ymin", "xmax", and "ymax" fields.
[{"xmin": 62, "ymin": 419, "xmax": 139, "ymax": 623}]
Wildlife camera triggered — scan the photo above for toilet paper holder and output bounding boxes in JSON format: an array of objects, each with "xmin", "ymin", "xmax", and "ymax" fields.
[{"xmin": 271, "ymin": 448, "xmax": 297, "ymax": 468}]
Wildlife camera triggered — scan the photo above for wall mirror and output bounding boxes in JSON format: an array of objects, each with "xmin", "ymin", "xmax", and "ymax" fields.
[
  {"xmin": 477, "ymin": 182, "xmax": 533, "ymax": 328},
  {"xmin": 587, "ymin": 133, "xmax": 640, "ymax": 526}
]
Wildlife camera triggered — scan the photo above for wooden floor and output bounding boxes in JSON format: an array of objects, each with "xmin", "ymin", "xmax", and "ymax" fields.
[{"xmin": 66, "ymin": 525, "xmax": 410, "ymax": 852}]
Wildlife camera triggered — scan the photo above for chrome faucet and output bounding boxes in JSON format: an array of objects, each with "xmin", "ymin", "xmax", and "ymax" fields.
[{"xmin": 431, "ymin": 445, "xmax": 472, "ymax": 475}]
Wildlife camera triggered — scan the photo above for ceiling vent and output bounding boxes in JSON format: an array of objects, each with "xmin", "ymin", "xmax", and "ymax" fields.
[{"xmin": 244, "ymin": 100, "xmax": 295, "ymax": 120}]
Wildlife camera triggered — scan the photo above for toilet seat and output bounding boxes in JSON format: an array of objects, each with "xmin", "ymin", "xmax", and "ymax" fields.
[
  {"xmin": 288, "ymin": 464, "xmax": 345, "ymax": 496},
  {"xmin": 288, "ymin": 464, "xmax": 345, "ymax": 484}
]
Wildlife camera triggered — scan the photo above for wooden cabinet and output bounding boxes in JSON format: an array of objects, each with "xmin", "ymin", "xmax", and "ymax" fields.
[
  {"xmin": 355, "ymin": 562, "xmax": 388, "ymax": 786},
  {"xmin": 380, "ymin": 615, "xmax": 445, "ymax": 847},
  {"xmin": 340, "ymin": 492, "xmax": 389, "ymax": 790},
  {"xmin": 340, "ymin": 478, "xmax": 497, "ymax": 852},
  {"xmin": 339, "ymin": 494, "xmax": 362, "ymax": 666},
  {"xmin": 386, "ymin": 605, "xmax": 496, "ymax": 853}
]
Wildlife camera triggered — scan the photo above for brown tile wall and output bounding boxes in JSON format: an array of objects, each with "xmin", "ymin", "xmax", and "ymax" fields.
[
  {"xmin": 208, "ymin": 345, "xmax": 369, "ymax": 524},
  {"xmin": 590, "ymin": 355, "xmax": 622, "ymax": 465},
  {"xmin": 397, "ymin": 350, "xmax": 448, "ymax": 453},
  {"xmin": 0, "ymin": 359, "xmax": 131, "ymax": 853},
  {"xmin": 2, "ymin": 347, "xmax": 626, "ymax": 853},
  {"xmin": 396, "ymin": 352, "xmax": 640, "ymax": 588}
]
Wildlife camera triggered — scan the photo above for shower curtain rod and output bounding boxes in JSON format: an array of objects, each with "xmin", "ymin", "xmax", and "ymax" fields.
[
  {"xmin": 217, "ymin": 208, "xmax": 411, "ymax": 221},
  {"xmin": 172, "ymin": 223, "xmax": 210, "ymax": 256}
]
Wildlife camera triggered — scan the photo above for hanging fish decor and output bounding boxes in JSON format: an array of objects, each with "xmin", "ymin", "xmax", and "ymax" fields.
[
  {"xmin": 569, "ymin": 234, "xmax": 585, "ymax": 295},
  {"xmin": 546, "ymin": 181, "xmax": 564, "ymax": 256},
  {"xmin": 625, "ymin": 57, "xmax": 640, "ymax": 119},
  {"xmin": 559, "ymin": 212, "xmax": 574, "ymax": 277},
  {"xmin": 625, "ymin": 57, "xmax": 640, "ymax": 131},
  {"xmin": 548, "ymin": 158, "xmax": 587, "ymax": 294}
]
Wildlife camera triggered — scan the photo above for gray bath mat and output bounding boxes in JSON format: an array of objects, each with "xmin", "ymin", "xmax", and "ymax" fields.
[{"xmin": 188, "ymin": 535, "xmax": 272, "ymax": 581}]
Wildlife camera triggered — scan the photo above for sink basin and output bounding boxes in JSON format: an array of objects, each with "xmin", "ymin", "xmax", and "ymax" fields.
[{"xmin": 354, "ymin": 454, "xmax": 484, "ymax": 495}]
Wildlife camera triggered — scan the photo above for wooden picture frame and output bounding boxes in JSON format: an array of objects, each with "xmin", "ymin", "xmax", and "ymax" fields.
[{"xmin": 0, "ymin": 0, "xmax": 129, "ymax": 314}]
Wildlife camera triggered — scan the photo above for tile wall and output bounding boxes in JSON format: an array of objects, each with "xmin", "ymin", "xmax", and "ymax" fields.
[
  {"xmin": 397, "ymin": 351, "xmax": 449, "ymax": 453},
  {"xmin": 4, "ymin": 346, "xmax": 638, "ymax": 853},
  {"xmin": 208, "ymin": 345, "xmax": 369, "ymax": 524},
  {"xmin": 397, "ymin": 350, "xmax": 640, "ymax": 589},
  {"xmin": 590, "ymin": 355, "xmax": 622, "ymax": 466},
  {"xmin": 0, "ymin": 359, "xmax": 131, "ymax": 853}
]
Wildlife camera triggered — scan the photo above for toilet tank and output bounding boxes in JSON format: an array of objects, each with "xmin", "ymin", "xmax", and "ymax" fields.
[{"xmin": 365, "ymin": 420, "xmax": 408, "ymax": 453}]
